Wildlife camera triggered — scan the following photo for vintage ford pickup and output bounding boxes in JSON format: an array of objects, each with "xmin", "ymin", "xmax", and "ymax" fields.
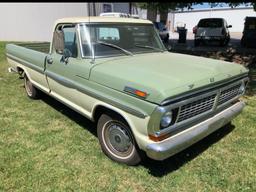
[{"xmin": 6, "ymin": 17, "xmax": 249, "ymax": 165}]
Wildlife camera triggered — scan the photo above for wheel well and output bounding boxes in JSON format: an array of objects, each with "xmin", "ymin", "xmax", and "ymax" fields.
[
  {"xmin": 93, "ymin": 105, "xmax": 129, "ymax": 127},
  {"xmin": 16, "ymin": 67, "xmax": 24, "ymax": 76}
]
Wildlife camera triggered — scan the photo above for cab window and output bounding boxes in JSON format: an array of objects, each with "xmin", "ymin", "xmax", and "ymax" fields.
[{"xmin": 53, "ymin": 24, "xmax": 78, "ymax": 58}]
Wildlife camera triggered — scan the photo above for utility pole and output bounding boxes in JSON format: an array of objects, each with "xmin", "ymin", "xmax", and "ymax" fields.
[
  {"xmin": 129, "ymin": 2, "xmax": 132, "ymax": 14},
  {"xmin": 93, "ymin": 2, "xmax": 96, "ymax": 16}
]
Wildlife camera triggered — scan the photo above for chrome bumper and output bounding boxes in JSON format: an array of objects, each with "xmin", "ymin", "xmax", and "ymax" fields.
[{"xmin": 145, "ymin": 101, "xmax": 245, "ymax": 160}]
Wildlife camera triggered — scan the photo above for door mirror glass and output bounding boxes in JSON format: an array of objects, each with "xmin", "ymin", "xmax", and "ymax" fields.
[
  {"xmin": 228, "ymin": 25, "xmax": 232, "ymax": 28},
  {"xmin": 53, "ymin": 30, "xmax": 65, "ymax": 54}
]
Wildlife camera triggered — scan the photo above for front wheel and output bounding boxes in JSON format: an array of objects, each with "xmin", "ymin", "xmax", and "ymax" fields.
[{"xmin": 97, "ymin": 114, "xmax": 142, "ymax": 165}]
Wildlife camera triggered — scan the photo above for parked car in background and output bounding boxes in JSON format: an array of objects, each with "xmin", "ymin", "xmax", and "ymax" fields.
[
  {"xmin": 153, "ymin": 21, "xmax": 169, "ymax": 43},
  {"xmin": 241, "ymin": 16, "xmax": 256, "ymax": 48},
  {"xmin": 193, "ymin": 18, "xmax": 232, "ymax": 47}
]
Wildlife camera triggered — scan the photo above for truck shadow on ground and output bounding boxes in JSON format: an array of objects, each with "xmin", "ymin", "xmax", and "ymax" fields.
[
  {"xmin": 141, "ymin": 123, "xmax": 235, "ymax": 177},
  {"xmin": 39, "ymin": 91, "xmax": 236, "ymax": 177},
  {"xmin": 40, "ymin": 92, "xmax": 97, "ymax": 137}
]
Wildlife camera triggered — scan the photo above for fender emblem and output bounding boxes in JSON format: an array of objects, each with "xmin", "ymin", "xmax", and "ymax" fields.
[{"xmin": 188, "ymin": 84, "xmax": 194, "ymax": 89}]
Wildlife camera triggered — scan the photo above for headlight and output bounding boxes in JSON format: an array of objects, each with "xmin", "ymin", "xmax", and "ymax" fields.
[
  {"xmin": 160, "ymin": 112, "xmax": 173, "ymax": 128},
  {"xmin": 238, "ymin": 82, "xmax": 245, "ymax": 94}
]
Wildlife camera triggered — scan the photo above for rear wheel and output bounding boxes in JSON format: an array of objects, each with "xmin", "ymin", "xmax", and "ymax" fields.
[
  {"xmin": 24, "ymin": 74, "xmax": 40, "ymax": 99},
  {"xmin": 97, "ymin": 113, "xmax": 141, "ymax": 165},
  {"xmin": 219, "ymin": 40, "xmax": 225, "ymax": 46},
  {"xmin": 164, "ymin": 34, "xmax": 169, "ymax": 44}
]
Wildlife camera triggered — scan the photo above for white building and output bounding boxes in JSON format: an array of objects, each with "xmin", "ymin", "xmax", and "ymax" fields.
[
  {"xmin": 0, "ymin": 3, "xmax": 138, "ymax": 41},
  {"xmin": 170, "ymin": 7, "xmax": 256, "ymax": 33}
]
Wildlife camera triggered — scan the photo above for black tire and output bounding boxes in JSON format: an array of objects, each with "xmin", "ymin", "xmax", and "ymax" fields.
[
  {"xmin": 164, "ymin": 35, "xmax": 169, "ymax": 44},
  {"xmin": 97, "ymin": 113, "xmax": 142, "ymax": 165},
  {"xmin": 241, "ymin": 37, "xmax": 246, "ymax": 48},
  {"xmin": 219, "ymin": 40, "xmax": 225, "ymax": 47},
  {"xmin": 194, "ymin": 39, "xmax": 200, "ymax": 47},
  {"xmin": 24, "ymin": 74, "xmax": 40, "ymax": 99},
  {"xmin": 226, "ymin": 35, "xmax": 230, "ymax": 45}
]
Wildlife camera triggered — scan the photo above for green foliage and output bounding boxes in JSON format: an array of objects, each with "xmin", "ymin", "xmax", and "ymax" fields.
[
  {"xmin": 136, "ymin": 2, "xmax": 256, "ymax": 12},
  {"xmin": 135, "ymin": 2, "xmax": 202, "ymax": 12}
]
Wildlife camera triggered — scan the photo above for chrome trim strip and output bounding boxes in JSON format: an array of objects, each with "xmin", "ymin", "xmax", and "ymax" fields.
[
  {"xmin": 45, "ymin": 71, "xmax": 147, "ymax": 118},
  {"xmin": 161, "ymin": 74, "xmax": 249, "ymax": 106},
  {"xmin": 6, "ymin": 53, "xmax": 44, "ymax": 74},
  {"xmin": 146, "ymin": 101, "xmax": 245, "ymax": 160}
]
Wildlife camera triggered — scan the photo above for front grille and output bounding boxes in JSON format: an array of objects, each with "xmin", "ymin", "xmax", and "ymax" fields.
[
  {"xmin": 218, "ymin": 84, "xmax": 241, "ymax": 106},
  {"xmin": 175, "ymin": 81, "xmax": 243, "ymax": 124},
  {"xmin": 177, "ymin": 94, "xmax": 216, "ymax": 122}
]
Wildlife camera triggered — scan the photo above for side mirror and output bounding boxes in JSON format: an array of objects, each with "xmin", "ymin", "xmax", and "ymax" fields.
[
  {"xmin": 62, "ymin": 48, "xmax": 72, "ymax": 63},
  {"xmin": 228, "ymin": 25, "xmax": 232, "ymax": 28},
  {"xmin": 53, "ymin": 30, "xmax": 65, "ymax": 54}
]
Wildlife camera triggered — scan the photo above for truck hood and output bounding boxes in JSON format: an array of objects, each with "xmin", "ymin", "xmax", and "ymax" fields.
[{"xmin": 89, "ymin": 52, "xmax": 248, "ymax": 104}]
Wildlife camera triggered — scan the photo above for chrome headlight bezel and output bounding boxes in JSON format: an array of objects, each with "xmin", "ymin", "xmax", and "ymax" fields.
[{"xmin": 160, "ymin": 111, "xmax": 173, "ymax": 128}]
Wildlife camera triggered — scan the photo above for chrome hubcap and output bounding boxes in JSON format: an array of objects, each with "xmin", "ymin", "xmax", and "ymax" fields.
[{"xmin": 104, "ymin": 122, "xmax": 133, "ymax": 157}]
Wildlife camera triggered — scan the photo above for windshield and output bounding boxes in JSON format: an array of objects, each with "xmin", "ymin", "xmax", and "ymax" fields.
[
  {"xmin": 198, "ymin": 19, "xmax": 223, "ymax": 28},
  {"xmin": 78, "ymin": 23, "xmax": 166, "ymax": 58}
]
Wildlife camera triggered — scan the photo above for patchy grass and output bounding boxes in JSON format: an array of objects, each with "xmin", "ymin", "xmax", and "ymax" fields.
[{"xmin": 0, "ymin": 42, "xmax": 256, "ymax": 191}]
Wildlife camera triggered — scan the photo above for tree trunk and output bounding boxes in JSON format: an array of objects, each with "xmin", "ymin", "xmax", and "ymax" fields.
[{"xmin": 160, "ymin": 10, "xmax": 168, "ymax": 28}]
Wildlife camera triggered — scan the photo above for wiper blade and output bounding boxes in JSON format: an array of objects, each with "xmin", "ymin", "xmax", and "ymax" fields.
[
  {"xmin": 135, "ymin": 44, "xmax": 164, "ymax": 52},
  {"xmin": 96, "ymin": 41, "xmax": 133, "ymax": 56}
]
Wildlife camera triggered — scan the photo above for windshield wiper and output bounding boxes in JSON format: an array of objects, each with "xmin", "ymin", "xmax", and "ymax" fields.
[
  {"xmin": 135, "ymin": 44, "xmax": 165, "ymax": 52},
  {"xmin": 95, "ymin": 41, "xmax": 133, "ymax": 56}
]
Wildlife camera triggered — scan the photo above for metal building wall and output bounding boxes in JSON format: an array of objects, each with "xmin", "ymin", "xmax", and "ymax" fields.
[
  {"xmin": 173, "ymin": 7, "xmax": 256, "ymax": 33},
  {"xmin": 0, "ymin": 3, "xmax": 88, "ymax": 42}
]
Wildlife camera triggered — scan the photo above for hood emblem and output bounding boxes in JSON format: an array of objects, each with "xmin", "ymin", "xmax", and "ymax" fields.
[
  {"xmin": 188, "ymin": 84, "xmax": 194, "ymax": 89},
  {"xmin": 210, "ymin": 77, "xmax": 215, "ymax": 83}
]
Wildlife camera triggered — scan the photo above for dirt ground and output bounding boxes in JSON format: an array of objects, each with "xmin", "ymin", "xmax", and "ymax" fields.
[{"xmin": 168, "ymin": 32, "xmax": 256, "ymax": 68}]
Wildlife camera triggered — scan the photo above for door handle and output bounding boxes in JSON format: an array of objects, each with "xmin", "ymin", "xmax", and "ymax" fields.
[{"xmin": 47, "ymin": 57, "xmax": 53, "ymax": 64}]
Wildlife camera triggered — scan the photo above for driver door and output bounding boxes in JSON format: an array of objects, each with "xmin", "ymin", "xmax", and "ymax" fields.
[{"xmin": 45, "ymin": 23, "xmax": 93, "ymax": 114}]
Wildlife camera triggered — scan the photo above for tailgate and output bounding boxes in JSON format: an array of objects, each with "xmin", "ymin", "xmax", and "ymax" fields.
[{"xmin": 197, "ymin": 27, "xmax": 222, "ymax": 37}]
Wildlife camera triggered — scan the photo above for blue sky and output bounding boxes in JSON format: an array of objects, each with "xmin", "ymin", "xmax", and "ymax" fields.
[{"xmin": 191, "ymin": 2, "xmax": 251, "ymax": 9}]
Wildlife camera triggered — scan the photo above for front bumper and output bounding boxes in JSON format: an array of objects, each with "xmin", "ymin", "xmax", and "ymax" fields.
[{"xmin": 145, "ymin": 101, "xmax": 245, "ymax": 160}]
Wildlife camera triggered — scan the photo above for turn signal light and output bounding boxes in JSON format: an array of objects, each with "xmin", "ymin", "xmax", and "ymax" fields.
[
  {"xmin": 124, "ymin": 86, "xmax": 148, "ymax": 98},
  {"xmin": 149, "ymin": 133, "xmax": 169, "ymax": 142},
  {"xmin": 134, "ymin": 90, "xmax": 147, "ymax": 98}
]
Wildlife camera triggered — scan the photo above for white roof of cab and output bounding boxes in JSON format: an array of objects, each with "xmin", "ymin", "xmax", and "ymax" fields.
[{"xmin": 55, "ymin": 16, "xmax": 152, "ymax": 25}]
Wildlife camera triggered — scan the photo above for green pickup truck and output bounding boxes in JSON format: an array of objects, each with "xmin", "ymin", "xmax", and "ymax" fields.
[{"xmin": 6, "ymin": 17, "xmax": 249, "ymax": 165}]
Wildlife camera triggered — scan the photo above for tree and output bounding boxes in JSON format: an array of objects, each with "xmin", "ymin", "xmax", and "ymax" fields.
[{"xmin": 135, "ymin": 3, "xmax": 202, "ymax": 30}]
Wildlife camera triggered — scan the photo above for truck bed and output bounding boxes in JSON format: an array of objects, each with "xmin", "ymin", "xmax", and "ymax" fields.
[
  {"xmin": 14, "ymin": 42, "xmax": 50, "ymax": 53},
  {"xmin": 6, "ymin": 42, "xmax": 50, "ymax": 75}
]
